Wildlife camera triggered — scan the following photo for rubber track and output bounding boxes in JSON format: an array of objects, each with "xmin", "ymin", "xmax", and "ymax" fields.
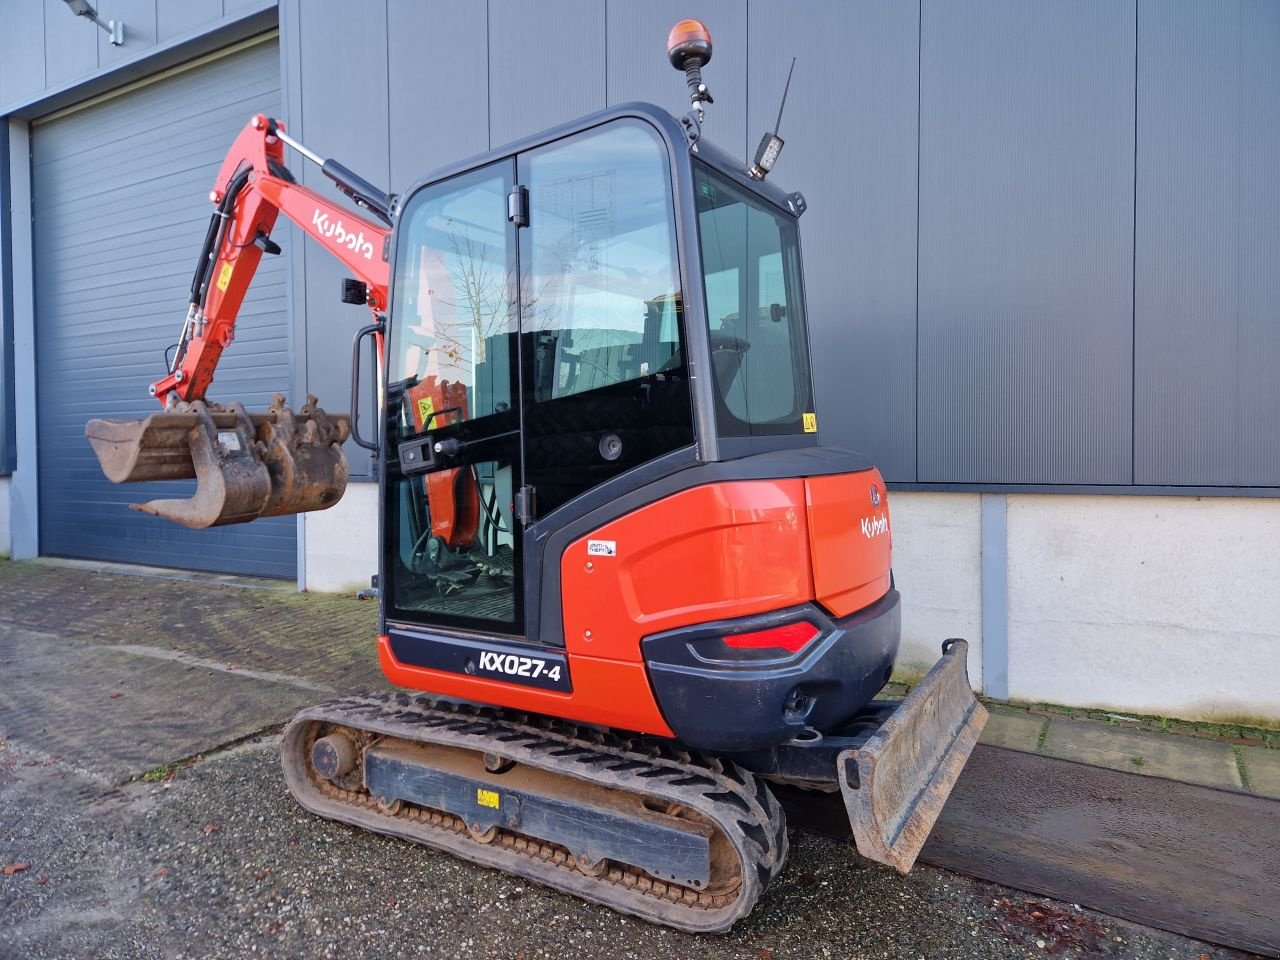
[{"xmin": 281, "ymin": 692, "xmax": 789, "ymax": 933}]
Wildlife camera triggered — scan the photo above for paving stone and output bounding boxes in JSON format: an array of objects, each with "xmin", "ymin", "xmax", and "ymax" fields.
[
  {"xmin": 979, "ymin": 710, "xmax": 1045, "ymax": 753},
  {"xmin": 1040, "ymin": 717, "xmax": 1242, "ymax": 791},
  {"xmin": 1240, "ymin": 746, "xmax": 1280, "ymax": 798},
  {"xmin": 0, "ymin": 559, "xmax": 386, "ymax": 692},
  {"xmin": 983, "ymin": 702, "xmax": 1029, "ymax": 717},
  {"xmin": 0, "ymin": 624, "xmax": 317, "ymax": 783}
]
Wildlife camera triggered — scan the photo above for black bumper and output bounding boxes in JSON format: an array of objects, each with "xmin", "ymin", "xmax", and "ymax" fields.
[{"xmin": 641, "ymin": 589, "xmax": 901, "ymax": 753}]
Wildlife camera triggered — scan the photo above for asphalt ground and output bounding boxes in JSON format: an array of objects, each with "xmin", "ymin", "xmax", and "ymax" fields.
[{"xmin": 0, "ymin": 560, "xmax": 1256, "ymax": 959}]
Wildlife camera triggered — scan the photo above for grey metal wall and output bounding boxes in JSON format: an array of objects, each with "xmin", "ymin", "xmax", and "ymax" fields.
[
  {"xmin": 31, "ymin": 38, "xmax": 296, "ymax": 576},
  {"xmin": 1134, "ymin": 0, "xmax": 1280, "ymax": 486},
  {"xmin": 271, "ymin": 0, "xmax": 1277, "ymax": 491},
  {"xmin": 918, "ymin": 1, "xmax": 1136, "ymax": 484},
  {"xmin": 0, "ymin": 0, "xmax": 274, "ymax": 114},
  {"xmin": 6, "ymin": 0, "xmax": 1278, "ymax": 494}
]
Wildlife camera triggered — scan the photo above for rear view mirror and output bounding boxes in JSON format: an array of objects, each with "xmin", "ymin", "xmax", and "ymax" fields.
[{"xmin": 770, "ymin": 302, "xmax": 786, "ymax": 323}]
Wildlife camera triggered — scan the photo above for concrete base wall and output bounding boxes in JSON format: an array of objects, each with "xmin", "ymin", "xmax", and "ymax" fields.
[
  {"xmin": 0, "ymin": 476, "xmax": 10, "ymax": 557},
  {"xmin": 301, "ymin": 481, "xmax": 379, "ymax": 594},
  {"xmin": 1005, "ymin": 494, "xmax": 1280, "ymax": 725},
  {"xmin": 889, "ymin": 492, "xmax": 983, "ymax": 688},
  {"xmin": 888, "ymin": 490, "xmax": 1279, "ymax": 725}
]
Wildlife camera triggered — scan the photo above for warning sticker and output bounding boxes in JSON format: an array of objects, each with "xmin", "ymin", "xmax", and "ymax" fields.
[
  {"xmin": 476, "ymin": 788, "xmax": 500, "ymax": 810},
  {"xmin": 802, "ymin": 412, "xmax": 818, "ymax": 434},
  {"xmin": 587, "ymin": 540, "xmax": 617, "ymax": 557},
  {"xmin": 215, "ymin": 262, "xmax": 234, "ymax": 293},
  {"xmin": 417, "ymin": 395, "xmax": 435, "ymax": 427}
]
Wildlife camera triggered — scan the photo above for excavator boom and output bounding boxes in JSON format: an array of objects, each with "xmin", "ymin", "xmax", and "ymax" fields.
[{"xmin": 86, "ymin": 114, "xmax": 389, "ymax": 528}]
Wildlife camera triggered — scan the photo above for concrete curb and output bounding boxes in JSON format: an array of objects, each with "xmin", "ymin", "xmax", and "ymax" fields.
[{"xmin": 980, "ymin": 702, "xmax": 1278, "ymax": 797}]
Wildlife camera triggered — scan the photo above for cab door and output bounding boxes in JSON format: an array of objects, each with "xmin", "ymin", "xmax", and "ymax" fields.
[
  {"xmin": 517, "ymin": 119, "xmax": 693, "ymax": 519},
  {"xmin": 382, "ymin": 119, "xmax": 694, "ymax": 643},
  {"xmin": 383, "ymin": 160, "xmax": 524, "ymax": 634}
]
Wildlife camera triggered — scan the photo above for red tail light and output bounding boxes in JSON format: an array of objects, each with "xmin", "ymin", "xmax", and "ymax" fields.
[{"xmin": 722, "ymin": 621, "xmax": 820, "ymax": 654}]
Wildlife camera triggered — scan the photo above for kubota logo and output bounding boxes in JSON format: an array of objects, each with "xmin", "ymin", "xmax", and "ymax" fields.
[
  {"xmin": 861, "ymin": 513, "xmax": 889, "ymax": 539},
  {"xmin": 312, "ymin": 209, "xmax": 374, "ymax": 261}
]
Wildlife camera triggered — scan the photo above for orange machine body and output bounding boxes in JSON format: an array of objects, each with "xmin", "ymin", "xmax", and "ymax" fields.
[
  {"xmin": 404, "ymin": 377, "xmax": 480, "ymax": 550},
  {"xmin": 379, "ymin": 468, "xmax": 892, "ymax": 737}
]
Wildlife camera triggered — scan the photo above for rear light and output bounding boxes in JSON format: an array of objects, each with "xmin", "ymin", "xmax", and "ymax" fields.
[{"xmin": 722, "ymin": 621, "xmax": 820, "ymax": 654}]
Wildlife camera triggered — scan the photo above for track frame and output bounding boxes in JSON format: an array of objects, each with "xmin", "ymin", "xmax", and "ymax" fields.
[{"xmin": 282, "ymin": 694, "xmax": 789, "ymax": 933}]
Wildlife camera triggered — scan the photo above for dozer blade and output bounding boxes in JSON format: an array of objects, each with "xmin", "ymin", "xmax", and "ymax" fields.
[
  {"xmin": 838, "ymin": 638, "xmax": 987, "ymax": 873},
  {"xmin": 85, "ymin": 395, "xmax": 350, "ymax": 529}
]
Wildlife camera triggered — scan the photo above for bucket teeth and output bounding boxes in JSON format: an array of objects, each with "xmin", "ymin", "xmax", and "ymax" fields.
[{"xmin": 85, "ymin": 395, "xmax": 350, "ymax": 529}]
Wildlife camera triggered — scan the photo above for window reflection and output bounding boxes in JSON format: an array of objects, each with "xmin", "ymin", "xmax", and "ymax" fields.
[
  {"xmin": 520, "ymin": 121, "xmax": 693, "ymax": 515},
  {"xmin": 524, "ymin": 123, "xmax": 684, "ymax": 402},
  {"xmin": 696, "ymin": 164, "xmax": 813, "ymax": 435},
  {"xmin": 389, "ymin": 170, "xmax": 515, "ymax": 422},
  {"xmin": 386, "ymin": 165, "xmax": 520, "ymax": 630}
]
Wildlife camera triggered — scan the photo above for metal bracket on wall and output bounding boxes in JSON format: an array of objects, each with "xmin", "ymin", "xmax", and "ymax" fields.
[{"xmin": 980, "ymin": 493, "xmax": 1009, "ymax": 700}]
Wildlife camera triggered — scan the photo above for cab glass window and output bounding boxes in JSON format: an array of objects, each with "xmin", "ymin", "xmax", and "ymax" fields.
[
  {"xmin": 695, "ymin": 164, "xmax": 814, "ymax": 436},
  {"xmin": 520, "ymin": 120, "xmax": 693, "ymax": 514},
  {"xmin": 384, "ymin": 163, "xmax": 521, "ymax": 632}
]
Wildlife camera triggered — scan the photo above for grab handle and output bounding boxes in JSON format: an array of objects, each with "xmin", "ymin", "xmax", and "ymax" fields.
[{"xmin": 350, "ymin": 320, "xmax": 384, "ymax": 453}]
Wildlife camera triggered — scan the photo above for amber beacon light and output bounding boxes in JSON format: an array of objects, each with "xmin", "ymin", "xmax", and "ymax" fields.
[{"xmin": 667, "ymin": 18, "xmax": 714, "ymax": 120}]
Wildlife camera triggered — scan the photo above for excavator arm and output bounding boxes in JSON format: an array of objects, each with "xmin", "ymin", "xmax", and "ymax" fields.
[
  {"xmin": 86, "ymin": 114, "xmax": 392, "ymax": 529},
  {"xmin": 153, "ymin": 114, "xmax": 390, "ymax": 406}
]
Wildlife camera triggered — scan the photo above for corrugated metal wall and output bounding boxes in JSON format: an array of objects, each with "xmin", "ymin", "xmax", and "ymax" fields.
[
  {"xmin": 1134, "ymin": 0, "xmax": 1280, "ymax": 486},
  {"xmin": 6, "ymin": 0, "xmax": 1278, "ymax": 498},
  {"xmin": 276, "ymin": 0, "xmax": 1279, "ymax": 491},
  {"xmin": 0, "ymin": 0, "xmax": 274, "ymax": 111},
  {"xmin": 918, "ymin": 0, "xmax": 1136, "ymax": 484},
  {"xmin": 31, "ymin": 39, "xmax": 296, "ymax": 576}
]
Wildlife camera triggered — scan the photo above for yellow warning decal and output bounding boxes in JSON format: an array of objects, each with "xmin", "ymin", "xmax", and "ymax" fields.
[
  {"xmin": 417, "ymin": 395, "xmax": 435, "ymax": 426},
  {"xmin": 215, "ymin": 262, "xmax": 234, "ymax": 293},
  {"xmin": 802, "ymin": 412, "xmax": 818, "ymax": 433},
  {"xmin": 476, "ymin": 788, "xmax": 500, "ymax": 810}
]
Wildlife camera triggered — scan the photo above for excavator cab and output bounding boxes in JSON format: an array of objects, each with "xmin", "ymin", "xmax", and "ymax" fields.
[{"xmin": 380, "ymin": 110, "xmax": 814, "ymax": 633}]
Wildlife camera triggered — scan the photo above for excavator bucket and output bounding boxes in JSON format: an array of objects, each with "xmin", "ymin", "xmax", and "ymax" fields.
[
  {"xmin": 838, "ymin": 638, "xmax": 988, "ymax": 873},
  {"xmin": 85, "ymin": 395, "xmax": 350, "ymax": 529}
]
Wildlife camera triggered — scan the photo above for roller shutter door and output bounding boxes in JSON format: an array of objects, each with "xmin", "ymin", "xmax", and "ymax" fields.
[{"xmin": 32, "ymin": 39, "xmax": 296, "ymax": 578}]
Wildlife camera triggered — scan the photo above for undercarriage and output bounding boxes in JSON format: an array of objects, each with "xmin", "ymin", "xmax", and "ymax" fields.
[
  {"xmin": 282, "ymin": 639, "xmax": 984, "ymax": 933},
  {"xmin": 283, "ymin": 695, "xmax": 788, "ymax": 932}
]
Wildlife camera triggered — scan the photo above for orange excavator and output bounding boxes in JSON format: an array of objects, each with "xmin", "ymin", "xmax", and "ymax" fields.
[{"xmin": 87, "ymin": 21, "xmax": 986, "ymax": 932}]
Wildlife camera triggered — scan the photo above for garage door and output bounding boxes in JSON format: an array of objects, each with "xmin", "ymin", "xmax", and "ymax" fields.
[{"xmin": 32, "ymin": 38, "xmax": 296, "ymax": 578}]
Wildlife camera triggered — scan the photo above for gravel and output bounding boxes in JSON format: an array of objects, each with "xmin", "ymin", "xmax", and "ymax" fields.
[{"xmin": 0, "ymin": 735, "xmax": 1246, "ymax": 960}]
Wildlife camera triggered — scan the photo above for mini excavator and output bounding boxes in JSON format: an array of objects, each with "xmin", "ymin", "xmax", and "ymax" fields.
[{"xmin": 87, "ymin": 21, "xmax": 987, "ymax": 932}]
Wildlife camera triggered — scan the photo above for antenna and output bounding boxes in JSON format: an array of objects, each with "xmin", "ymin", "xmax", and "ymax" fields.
[
  {"xmin": 750, "ymin": 58, "xmax": 796, "ymax": 180},
  {"xmin": 774, "ymin": 57, "xmax": 797, "ymax": 136}
]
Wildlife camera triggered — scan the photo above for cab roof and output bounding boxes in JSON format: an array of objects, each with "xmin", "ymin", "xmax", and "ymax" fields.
[{"xmin": 394, "ymin": 101, "xmax": 803, "ymax": 222}]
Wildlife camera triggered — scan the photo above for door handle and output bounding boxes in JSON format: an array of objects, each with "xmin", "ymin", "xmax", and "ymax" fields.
[
  {"xmin": 350, "ymin": 320, "xmax": 384, "ymax": 453},
  {"xmin": 433, "ymin": 429, "xmax": 521, "ymax": 459}
]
